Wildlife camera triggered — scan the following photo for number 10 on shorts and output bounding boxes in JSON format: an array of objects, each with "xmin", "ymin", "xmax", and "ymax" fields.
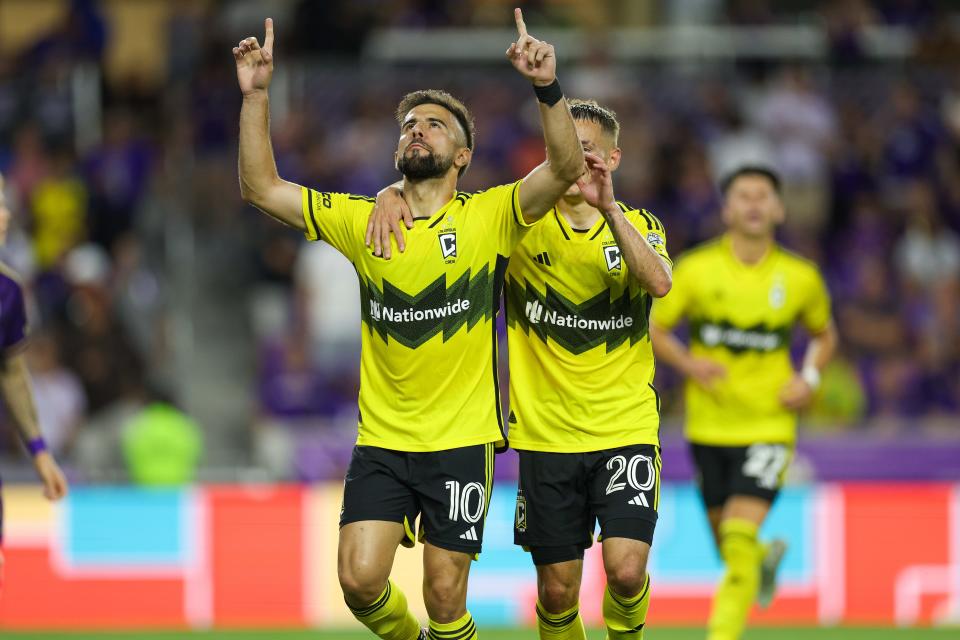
[{"xmin": 445, "ymin": 480, "xmax": 486, "ymax": 523}]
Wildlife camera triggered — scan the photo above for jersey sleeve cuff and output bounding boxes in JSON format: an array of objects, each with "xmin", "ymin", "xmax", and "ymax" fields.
[
  {"xmin": 511, "ymin": 180, "xmax": 536, "ymax": 228},
  {"xmin": 301, "ymin": 186, "xmax": 319, "ymax": 241}
]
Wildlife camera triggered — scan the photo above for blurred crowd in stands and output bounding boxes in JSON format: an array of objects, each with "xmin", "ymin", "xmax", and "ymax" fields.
[{"xmin": 0, "ymin": 0, "xmax": 958, "ymax": 480}]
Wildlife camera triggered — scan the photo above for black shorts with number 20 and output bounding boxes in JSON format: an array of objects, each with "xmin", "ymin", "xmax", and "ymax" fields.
[
  {"xmin": 690, "ymin": 442, "xmax": 793, "ymax": 509},
  {"xmin": 340, "ymin": 444, "xmax": 495, "ymax": 555},
  {"xmin": 514, "ymin": 444, "xmax": 661, "ymax": 565}
]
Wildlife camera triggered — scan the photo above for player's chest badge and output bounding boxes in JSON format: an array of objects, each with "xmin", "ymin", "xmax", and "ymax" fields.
[
  {"xmin": 602, "ymin": 241, "xmax": 622, "ymax": 272},
  {"xmin": 769, "ymin": 278, "xmax": 786, "ymax": 309},
  {"xmin": 438, "ymin": 217, "xmax": 458, "ymax": 264}
]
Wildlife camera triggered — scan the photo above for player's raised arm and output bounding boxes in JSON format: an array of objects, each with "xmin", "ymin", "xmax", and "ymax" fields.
[
  {"xmin": 235, "ymin": 18, "xmax": 303, "ymax": 229},
  {"xmin": 506, "ymin": 8, "xmax": 584, "ymax": 223},
  {"xmin": 577, "ymin": 153, "xmax": 672, "ymax": 297}
]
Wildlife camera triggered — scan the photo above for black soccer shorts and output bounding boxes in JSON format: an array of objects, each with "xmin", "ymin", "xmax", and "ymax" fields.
[
  {"xmin": 690, "ymin": 442, "xmax": 793, "ymax": 509},
  {"xmin": 514, "ymin": 444, "xmax": 661, "ymax": 565},
  {"xmin": 340, "ymin": 443, "xmax": 495, "ymax": 556}
]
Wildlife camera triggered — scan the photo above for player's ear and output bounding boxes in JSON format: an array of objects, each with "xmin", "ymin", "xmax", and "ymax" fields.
[
  {"xmin": 454, "ymin": 147, "xmax": 472, "ymax": 172},
  {"xmin": 608, "ymin": 147, "xmax": 622, "ymax": 171},
  {"xmin": 720, "ymin": 198, "xmax": 733, "ymax": 226},
  {"xmin": 772, "ymin": 195, "xmax": 786, "ymax": 225},
  {"xmin": 394, "ymin": 150, "xmax": 400, "ymax": 171}
]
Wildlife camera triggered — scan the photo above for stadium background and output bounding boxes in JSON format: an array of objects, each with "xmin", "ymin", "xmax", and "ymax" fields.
[{"xmin": 0, "ymin": 0, "xmax": 959, "ymax": 637}]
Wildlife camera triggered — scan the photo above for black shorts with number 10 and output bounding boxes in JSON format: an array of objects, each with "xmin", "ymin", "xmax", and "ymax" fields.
[
  {"xmin": 340, "ymin": 443, "xmax": 495, "ymax": 556},
  {"xmin": 514, "ymin": 444, "xmax": 661, "ymax": 565}
]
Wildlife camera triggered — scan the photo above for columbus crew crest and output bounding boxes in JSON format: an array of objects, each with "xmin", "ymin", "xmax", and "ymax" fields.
[
  {"xmin": 603, "ymin": 245, "xmax": 622, "ymax": 272},
  {"xmin": 438, "ymin": 232, "xmax": 458, "ymax": 262},
  {"xmin": 514, "ymin": 493, "xmax": 527, "ymax": 532}
]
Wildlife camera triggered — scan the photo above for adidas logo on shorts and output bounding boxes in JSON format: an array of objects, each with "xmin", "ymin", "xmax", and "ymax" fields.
[
  {"xmin": 628, "ymin": 494, "xmax": 649, "ymax": 507},
  {"xmin": 459, "ymin": 526, "xmax": 478, "ymax": 541}
]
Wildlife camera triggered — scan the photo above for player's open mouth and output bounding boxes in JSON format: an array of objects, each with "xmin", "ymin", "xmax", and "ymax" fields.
[{"xmin": 407, "ymin": 143, "xmax": 430, "ymax": 153}]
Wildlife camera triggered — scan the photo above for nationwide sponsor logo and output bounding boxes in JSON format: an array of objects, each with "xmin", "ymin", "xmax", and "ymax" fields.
[
  {"xmin": 369, "ymin": 298, "xmax": 471, "ymax": 323},
  {"xmin": 525, "ymin": 299, "xmax": 634, "ymax": 332},
  {"xmin": 360, "ymin": 262, "xmax": 503, "ymax": 348},
  {"xmin": 692, "ymin": 319, "xmax": 790, "ymax": 354},
  {"xmin": 506, "ymin": 276, "xmax": 650, "ymax": 355}
]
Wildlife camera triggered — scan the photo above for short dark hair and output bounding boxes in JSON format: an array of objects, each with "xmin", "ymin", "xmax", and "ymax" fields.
[
  {"xmin": 720, "ymin": 165, "xmax": 782, "ymax": 196},
  {"xmin": 395, "ymin": 89, "xmax": 475, "ymax": 151},
  {"xmin": 568, "ymin": 98, "xmax": 620, "ymax": 144}
]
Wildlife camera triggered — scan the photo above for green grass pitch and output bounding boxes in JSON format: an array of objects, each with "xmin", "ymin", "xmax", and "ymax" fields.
[{"xmin": 0, "ymin": 629, "xmax": 956, "ymax": 639}]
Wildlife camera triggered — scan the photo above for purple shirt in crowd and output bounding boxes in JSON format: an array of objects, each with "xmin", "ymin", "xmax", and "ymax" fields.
[{"xmin": 0, "ymin": 263, "xmax": 27, "ymax": 350}]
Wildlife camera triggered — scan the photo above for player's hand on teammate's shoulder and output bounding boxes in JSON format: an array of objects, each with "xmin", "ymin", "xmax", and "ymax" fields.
[
  {"xmin": 33, "ymin": 450, "xmax": 68, "ymax": 501},
  {"xmin": 233, "ymin": 17, "xmax": 275, "ymax": 96},
  {"xmin": 367, "ymin": 186, "xmax": 413, "ymax": 259},
  {"xmin": 778, "ymin": 373, "xmax": 815, "ymax": 411},
  {"xmin": 505, "ymin": 8, "xmax": 556, "ymax": 86}
]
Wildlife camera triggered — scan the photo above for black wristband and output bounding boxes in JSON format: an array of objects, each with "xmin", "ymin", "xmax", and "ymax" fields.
[{"xmin": 533, "ymin": 79, "xmax": 563, "ymax": 107}]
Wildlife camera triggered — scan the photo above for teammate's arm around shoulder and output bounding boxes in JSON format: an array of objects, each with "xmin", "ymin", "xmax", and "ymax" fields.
[
  {"xmin": 506, "ymin": 9, "xmax": 584, "ymax": 223},
  {"xmin": 235, "ymin": 18, "xmax": 304, "ymax": 230}
]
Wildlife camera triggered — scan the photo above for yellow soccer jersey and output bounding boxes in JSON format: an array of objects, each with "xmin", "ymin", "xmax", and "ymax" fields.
[
  {"xmin": 650, "ymin": 235, "xmax": 832, "ymax": 446},
  {"xmin": 301, "ymin": 181, "xmax": 531, "ymax": 452},
  {"xmin": 505, "ymin": 203, "xmax": 670, "ymax": 453}
]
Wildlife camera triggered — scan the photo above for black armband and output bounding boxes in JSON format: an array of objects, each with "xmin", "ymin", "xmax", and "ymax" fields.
[{"xmin": 533, "ymin": 79, "xmax": 563, "ymax": 107}]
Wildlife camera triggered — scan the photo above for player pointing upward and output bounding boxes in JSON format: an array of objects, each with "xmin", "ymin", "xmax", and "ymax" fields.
[
  {"xmin": 371, "ymin": 99, "xmax": 673, "ymax": 639},
  {"xmin": 235, "ymin": 10, "xmax": 584, "ymax": 640}
]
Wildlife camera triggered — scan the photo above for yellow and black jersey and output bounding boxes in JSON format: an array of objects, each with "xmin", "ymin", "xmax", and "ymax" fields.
[
  {"xmin": 301, "ymin": 181, "xmax": 532, "ymax": 452},
  {"xmin": 504, "ymin": 202, "xmax": 670, "ymax": 453},
  {"xmin": 650, "ymin": 235, "xmax": 832, "ymax": 446}
]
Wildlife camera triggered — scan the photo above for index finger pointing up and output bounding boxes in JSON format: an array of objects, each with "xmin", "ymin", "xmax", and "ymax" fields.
[
  {"xmin": 514, "ymin": 8, "xmax": 527, "ymax": 37},
  {"xmin": 264, "ymin": 17, "xmax": 274, "ymax": 54}
]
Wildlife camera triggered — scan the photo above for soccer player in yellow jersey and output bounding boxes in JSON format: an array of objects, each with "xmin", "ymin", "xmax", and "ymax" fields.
[
  {"xmin": 370, "ymin": 101, "xmax": 673, "ymax": 640},
  {"xmin": 234, "ymin": 11, "xmax": 584, "ymax": 640},
  {"xmin": 649, "ymin": 166, "xmax": 838, "ymax": 640}
]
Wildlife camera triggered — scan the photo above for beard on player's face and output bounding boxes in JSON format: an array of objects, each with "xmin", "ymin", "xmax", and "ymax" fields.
[{"xmin": 398, "ymin": 146, "xmax": 454, "ymax": 181}]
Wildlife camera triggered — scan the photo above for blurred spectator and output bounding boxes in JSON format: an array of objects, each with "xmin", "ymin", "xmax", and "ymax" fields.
[
  {"xmin": 122, "ymin": 396, "xmax": 203, "ymax": 485},
  {"xmin": 805, "ymin": 351, "xmax": 868, "ymax": 430},
  {"xmin": 57, "ymin": 244, "xmax": 143, "ymax": 414},
  {"xmin": 881, "ymin": 81, "xmax": 941, "ymax": 185},
  {"xmin": 821, "ymin": 0, "xmax": 877, "ymax": 65},
  {"xmin": 754, "ymin": 66, "xmax": 837, "ymax": 231},
  {"xmin": 895, "ymin": 181, "xmax": 960, "ymax": 292},
  {"xmin": 30, "ymin": 147, "xmax": 87, "ymax": 269},
  {"xmin": 295, "ymin": 242, "xmax": 362, "ymax": 372},
  {"xmin": 837, "ymin": 257, "xmax": 914, "ymax": 416},
  {"xmin": 82, "ymin": 110, "xmax": 153, "ymax": 252},
  {"xmin": 26, "ymin": 332, "xmax": 87, "ymax": 457}
]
